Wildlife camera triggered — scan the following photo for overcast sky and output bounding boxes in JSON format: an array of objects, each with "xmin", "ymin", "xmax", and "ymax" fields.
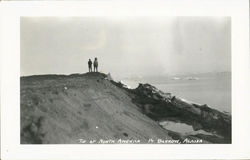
[{"xmin": 21, "ymin": 17, "xmax": 231, "ymax": 79}]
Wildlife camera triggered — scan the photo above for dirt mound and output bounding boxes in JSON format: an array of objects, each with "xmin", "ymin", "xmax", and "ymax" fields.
[{"xmin": 21, "ymin": 72, "xmax": 171, "ymax": 144}]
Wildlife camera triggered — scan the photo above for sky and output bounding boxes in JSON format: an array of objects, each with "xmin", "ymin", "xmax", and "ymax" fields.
[{"xmin": 21, "ymin": 17, "xmax": 231, "ymax": 79}]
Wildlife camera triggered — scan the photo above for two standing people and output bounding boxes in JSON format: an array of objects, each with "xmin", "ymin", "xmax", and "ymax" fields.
[{"xmin": 88, "ymin": 58, "xmax": 98, "ymax": 72}]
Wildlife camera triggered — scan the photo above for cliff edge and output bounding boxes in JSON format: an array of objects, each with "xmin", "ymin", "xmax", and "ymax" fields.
[{"xmin": 21, "ymin": 72, "xmax": 231, "ymax": 144}]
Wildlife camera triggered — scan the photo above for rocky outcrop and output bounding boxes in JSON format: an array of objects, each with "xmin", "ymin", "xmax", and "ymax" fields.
[{"xmin": 120, "ymin": 83, "xmax": 231, "ymax": 143}]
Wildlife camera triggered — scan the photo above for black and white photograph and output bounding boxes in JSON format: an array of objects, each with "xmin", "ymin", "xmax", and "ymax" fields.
[
  {"xmin": 20, "ymin": 17, "xmax": 231, "ymax": 144},
  {"xmin": 1, "ymin": 0, "xmax": 250, "ymax": 159}
]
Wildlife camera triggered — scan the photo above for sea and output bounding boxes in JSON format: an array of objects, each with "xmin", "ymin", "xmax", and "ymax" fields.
[{"xmin": 121, "ymin": 73, "xmax": 231, "ymax": 113}]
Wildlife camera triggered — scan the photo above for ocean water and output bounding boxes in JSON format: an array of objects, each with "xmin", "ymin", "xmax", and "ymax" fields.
[
  {"xmin": 159, "ymin": 121, "xmax": 214, "ymax": 136},
  {"xmin": 122, "ymin": 74, "xmax": 231, "ymax": 113}
]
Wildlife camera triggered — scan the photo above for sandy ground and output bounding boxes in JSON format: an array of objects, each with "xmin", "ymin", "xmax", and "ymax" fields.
[{"xmin": 21, "ymin": 73, "xmax": 172, "ymax": 144}]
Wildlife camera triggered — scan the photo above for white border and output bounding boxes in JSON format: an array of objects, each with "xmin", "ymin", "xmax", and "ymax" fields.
[{"xmin": 1, "ymin": 0, "xmax": 250, "ymax": 159}]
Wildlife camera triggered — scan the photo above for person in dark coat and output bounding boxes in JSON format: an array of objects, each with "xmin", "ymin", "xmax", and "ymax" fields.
[
  {"xmin": 94, "ymin": 57, "xmax": 98, "ymax": 72},
  {"xmin": 88, "ymin": 59, "xmax": 92, "ymax": 72}
]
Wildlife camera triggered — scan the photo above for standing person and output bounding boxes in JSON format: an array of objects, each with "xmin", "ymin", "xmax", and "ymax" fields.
[
  {"xmin": 88, "ymin": 59, "xmax": 92, "ymax": 72},
  {"xmin": 94, "ymin": 57, "xmax": 98, "ymax": 72}
]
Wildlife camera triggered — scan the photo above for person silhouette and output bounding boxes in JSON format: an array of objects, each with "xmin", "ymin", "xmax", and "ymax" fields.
[
  {"xmin": 94, "ymin": 57, "xmax": 98, "ymax": 72},
  {"xmin": 88, "ymin": 59, "xmax": 92, "ymax": 72}
]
